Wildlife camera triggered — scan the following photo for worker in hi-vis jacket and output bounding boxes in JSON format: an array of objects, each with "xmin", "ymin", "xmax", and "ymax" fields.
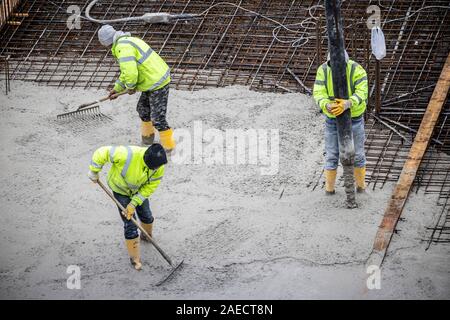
[
  {"xmin": 313, "ymin": 51, "xmax": 369, "ymax": 195},
  {"xmin": 88, "ymin": 143, "xmax": 167, "ymax": 270},
  {"xmin": 98, "ymin": 25, "xmax": 176, "ymax": 153}
]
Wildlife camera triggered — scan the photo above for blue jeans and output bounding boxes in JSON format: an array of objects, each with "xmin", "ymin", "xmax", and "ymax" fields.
[
  {"xmin": 113, "ymin": 191, "xmax": 154, "ymax": 240},
  {"xmin": 324, "ymin": 116, "xmax": 366, "ymax": 170}
]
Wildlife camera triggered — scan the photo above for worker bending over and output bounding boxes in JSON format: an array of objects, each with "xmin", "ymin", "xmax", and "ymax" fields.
[
  {"xmin": 98, "ymin": 25, "xmax": 176, "ymax": 153},
  {"xmin": 88, "ymin": 143, "xmax": 167, "ymax": 270},
  {"xmin": 313, "ymin": 51, "xmax": 368, "ymax": 195}
]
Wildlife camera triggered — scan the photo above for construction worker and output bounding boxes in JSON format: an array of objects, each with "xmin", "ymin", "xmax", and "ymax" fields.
[
  {"xmin": 88, "ymin": 143, "xmax": 167, "ymax": 270},
  {"xmin": 97, "ymin": 25, "xmax": 176, "ymax": 153},
  {"xmin": 313, "ymin": 51, "xmax": 368, "ymax": 195}
]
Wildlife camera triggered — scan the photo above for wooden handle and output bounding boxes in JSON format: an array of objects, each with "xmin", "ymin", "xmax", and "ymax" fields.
[
  {"xmin": 77, "ymin": 91, "xmax": 128, "ymax": 111},
  {"xmin": 97, "ymin": 180, "xmax": 173, "ymax": 266}
]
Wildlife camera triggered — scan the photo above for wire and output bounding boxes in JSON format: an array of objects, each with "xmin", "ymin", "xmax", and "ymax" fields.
[
  {"xmin": 383, "ymin": 5, "xmax": 450, "ymax": 24},
  {"xmin": 47, "ymin": 0, "xmax": 90, "ymax": 22}
]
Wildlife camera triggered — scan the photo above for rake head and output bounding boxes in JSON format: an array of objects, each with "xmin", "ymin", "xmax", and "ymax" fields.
[
  {"xmin": 57, "ymin": 105, "xmax": 102, "ymax": 121},
  {"xmin": 155, "ymin": 260, "xmax": 184, "ymax": 286}
]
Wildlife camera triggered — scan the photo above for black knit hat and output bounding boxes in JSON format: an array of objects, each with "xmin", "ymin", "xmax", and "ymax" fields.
[{"xmin": 144, "ymin": 143, "xmax": 167, "ymax": 169}]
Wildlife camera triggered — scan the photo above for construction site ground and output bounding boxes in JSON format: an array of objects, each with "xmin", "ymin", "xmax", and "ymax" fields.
[{"xmin": 0, "ymin": 81, "xmax": 448, "ymax": 299}]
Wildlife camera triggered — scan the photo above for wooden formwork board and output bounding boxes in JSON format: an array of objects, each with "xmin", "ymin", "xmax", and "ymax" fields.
[
  {"xmin": 0, "ymin": 0, "xmax": 21, "ymax": 29},
  {"xmin": 368, "ymin": 53, "xmax": 450, "ymax": 267}
]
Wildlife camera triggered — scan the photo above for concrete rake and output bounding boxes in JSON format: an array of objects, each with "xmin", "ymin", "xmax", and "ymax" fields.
[
  {"xmin": 97, "ymin": 180, "xmax": 184, "ymax": 286},
  {"xmin": 56, "ymin": 91, "xmax": 126, "ymax": 121}
]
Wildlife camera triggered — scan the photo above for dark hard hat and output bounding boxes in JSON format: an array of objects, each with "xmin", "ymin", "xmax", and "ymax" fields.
[{"xmin": 144, "ymin": 143, "xmax": 167, "ymax": 169}]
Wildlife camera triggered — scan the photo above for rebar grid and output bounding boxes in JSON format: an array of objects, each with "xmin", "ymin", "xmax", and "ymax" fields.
[{"xmin": 0, "ymin": 0, "xmax": 449, "ymax": 244}]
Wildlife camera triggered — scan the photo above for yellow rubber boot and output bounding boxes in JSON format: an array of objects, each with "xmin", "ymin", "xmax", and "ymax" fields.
[
  {"xmin": 354, "ymin": 166, "xmax": 366, "ymax": 193},
  {"xmin": 324, "ymin": 169, "xmax": 337, "ymax": 195},
  {"xmin": 125, "ymin": 238, "xmax": 142, "ymax": 271},
  {"xmin": 159, "ymin": 128, "xmax": 176, "ymax": 153},
  {"xmin": 141, "ymin": 121, "xmax": 155, "ymax": 145},
  {"xmin": 140, "ymin": 222, "xmax": 153, "ymax": 242}
]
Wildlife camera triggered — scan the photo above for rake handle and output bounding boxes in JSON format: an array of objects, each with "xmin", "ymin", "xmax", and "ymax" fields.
[
  {"xmin": 77, "ymin": 91, "xmax": 128, "ymax": 111},
  {"xmin": 97, "ymin": 180, "xmax": 173, "ymax": 266}
]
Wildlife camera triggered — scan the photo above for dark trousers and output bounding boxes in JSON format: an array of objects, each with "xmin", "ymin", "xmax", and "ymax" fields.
[
  {"xmin": 137, "ymin": 84, "xmax": 170, "ymax": 131},
  {"xmin": 113, "ymin": 191, "xmax": 154, "ymax": 240}
]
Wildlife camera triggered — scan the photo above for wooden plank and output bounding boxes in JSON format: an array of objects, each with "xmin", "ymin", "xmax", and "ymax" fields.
[
  {"xmin": 367, "ymin": 53, "xmax": 450, "ymax": 267},
  {"xmin": 0, "ymin": 0, "xmax": 20, "ymax": 30}
]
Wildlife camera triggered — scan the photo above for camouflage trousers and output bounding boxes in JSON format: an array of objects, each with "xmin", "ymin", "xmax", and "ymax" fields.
[{"xmin": 136, "ymin": 84, "xmax": 170, "ymax": 131}]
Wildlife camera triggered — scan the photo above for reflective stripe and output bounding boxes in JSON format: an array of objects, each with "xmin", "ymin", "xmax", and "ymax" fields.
[
  {"xmin": 353, "ymin": 93, "xmax": 363, "ymax": 104},
  {"xmin": 118, "ymin": 56, "xmax": 136, "ymax": 63},
  {"xmin": 90, "ymin": 161, "xmax": 102, "ymax": 169},
  {"xmin": 135, "ymin": 193, "xmax": 147, "ymax": 202},
  {"xmin": 112, "ymin": 180, "xmax": 130, "ymax": 196},
  {"xmin": 147, "ymin": 69, "xmax": 170, "ymax": 91},
  {"xmin": 117, "ymin": 40, "xmax": 154, "ymax": 65},
  {"xmin": 315, "ymin": 80, "xmax": 326, "ymax": 86},
  {"xmin": 125, "ymin": 82, "xmax": 137, "ymax": 88},
  {"xmin": 148, "ymin": 176, "xmax": 162, "ymax": 182},
  {"xmin": 118, "ymin": 40, "xmax": 145, "ymax": 56},
  {"xmin": 128, "ymin": 184, "xmax": 140, "ymax": 190},
  {"xmin": 109, "ymin": 146, "xmax": 117, "ymax": 162},
  {"xmin": 121, "ymin": 146, "xmax": 133, "ymax": 178},
  {"xmin": 322, "ymin": 63, "xmax": 328, "ymax": 94},
  {"xmin": 353, "ymin": 76, "xmax": 367, "ymax": 87},
  {"xmin": 115, "ymin": 80, "xmax": 125, "ymax": 89},
  {"xmin": 350, "ymin": 62, "xmax": 357, "ymax": 94},
  {"xmin": 120, "ymin": 146, "xmax": 140, "ymax": 190},
  {"xmin": 137, "ymin": 48, "xmax": 153, "ymax": 64}
]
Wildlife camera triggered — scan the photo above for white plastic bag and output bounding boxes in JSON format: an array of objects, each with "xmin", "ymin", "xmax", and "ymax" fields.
[{"xmin": 371, "ymin": 26, "xmax": 386, "ymax": 60}]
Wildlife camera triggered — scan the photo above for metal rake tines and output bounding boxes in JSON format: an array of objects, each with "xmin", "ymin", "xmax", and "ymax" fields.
[{"xmin": 56, "ymin": 105, "xmax": 101, "ymax": 121}]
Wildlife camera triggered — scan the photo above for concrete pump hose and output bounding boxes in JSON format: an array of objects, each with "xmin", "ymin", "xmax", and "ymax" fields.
[
  {"xmin": 85, "ymin": 0, "xmax": 201, "ymax": 24},
  {"xmin": 86, "ymin": 0, "xmax": 143, "ymax": 23}
]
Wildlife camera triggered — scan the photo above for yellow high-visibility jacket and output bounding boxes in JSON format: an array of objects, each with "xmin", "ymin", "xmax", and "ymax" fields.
[
  {"xmin": 89, "ymin": 146, "xmax": 164, "ymax": 207},
  {"xmin": 313, "ymin": 59, "xmax": 368, "ymax": 118},
  {"xmin": 112, "ymin": 36, "xmax": 171, "ymax": 93}
]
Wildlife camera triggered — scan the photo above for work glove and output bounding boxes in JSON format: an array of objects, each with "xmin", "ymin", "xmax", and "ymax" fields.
[
  {"xmin": 330, "ymin": 98, "xmax": 352, "ymax": 116},
  {"xmin": 108, "ymin": 89, "xmax": 119, "ymax": 100},
  {"xmin": 87, "ymin": 170, "xmax": 99, "ymax": 183},
  {"xmin": 326, "ymin": 102, "xmax": 335, "ymax": 114},
  {"xmin": 125, "ymin": 203, "xmax": 136, "ymax": 220},
  {"xmin": 127, "ymin": 89, "xmax": 136, "ymax": 95}
]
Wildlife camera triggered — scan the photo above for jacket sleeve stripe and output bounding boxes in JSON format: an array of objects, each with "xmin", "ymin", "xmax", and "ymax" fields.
[
  {"xmin": 118, "ymin": 56, "xmax": 136, "ymax": 63},
  {"xmin": 353, "ymin": 76, "xmax": 368, "ymax": 86},
  {"xmin": 136, "ymin": 193, "xmax": 146, "ymax": 202},
  {"xmin": 90, "ymin": 160, "xmax": 102, "ymax": 169},
  {"xmin": 353, "ymin": 93, "xmax": 363, "ymax": 104},
  {"xmin": 115, "ymin": 80, "xmax": 125, "ymax": 89},
  {"xmin": 125, "ymin": 82, "xmax": 137, "ymax": 88}
]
